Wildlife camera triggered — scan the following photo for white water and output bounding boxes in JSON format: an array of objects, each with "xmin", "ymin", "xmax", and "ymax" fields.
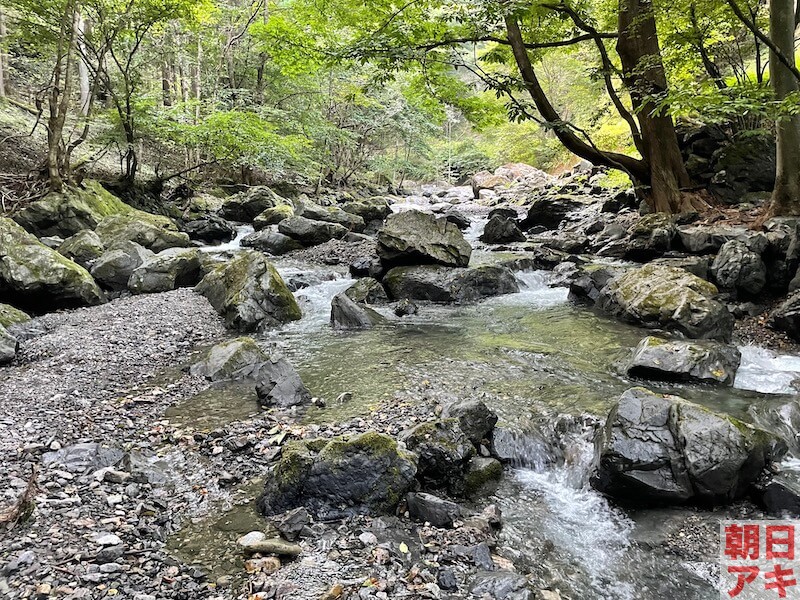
[
  {"xmin": 489, "ymin": 270, "xmax": 569, "ymax": 308},
  {"xmin": 198, "ymin": 224, "xmax": 253, "ymax": 253},
  {"xmin": 734, "ymin": 345, "xmax": 800, "ymax": 395}
]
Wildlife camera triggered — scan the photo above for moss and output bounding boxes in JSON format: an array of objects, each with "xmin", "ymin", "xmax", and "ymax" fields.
[
  {"xmin": 273, "ymin": 441, "xmax": 315, "ymax": 489},
  {"xmin": 464, "ymin": 458, "xmax": 503, "ymax": 496},
  {"xmin": 0, "ymin": 303, "xmax": 31, "ymax": 328}
]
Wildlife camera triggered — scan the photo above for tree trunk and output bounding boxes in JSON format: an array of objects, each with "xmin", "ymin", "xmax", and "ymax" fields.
[
  {"xmin": 0, "ymin": 5, "xmax": 7, "ymax": 97},
  {"xmin": 76, "ymin": 14, "xmax": 91, "ymax": 116},
  {"xmin": 768, "ymin": 0, "xmax": 800, "ymax": 216},
  {"xmin": 191, "ymin": 34, "xmax": 201, "ymax": 124},
  {"xmin": 161, "ymin": 56, "xmax": 173, "ymax": 106},
  {"xmin": 617, "ymin": 0, "xmax": 694, "ymax": 213},
  {"xmin": 47, "ymin": 0, "xmax": 77, "ymax": 192}
]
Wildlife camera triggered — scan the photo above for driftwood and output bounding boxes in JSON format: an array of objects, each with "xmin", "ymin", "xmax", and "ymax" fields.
[{"xmin": 0, "ymin": 466, "xmax": 38, "ymax": 529}]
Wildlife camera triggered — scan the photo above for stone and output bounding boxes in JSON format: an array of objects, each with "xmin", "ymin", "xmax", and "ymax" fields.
[
  {"xmin": 753, "ymin": 474, "xmax": 800, "ymax": 517},
  {"xmin": 0, "ymin": 218, "xmax": 105, "ymax": 310},
  {"xmin": 297, "ymin": 200, "xmax": 365, "ymax": 232},
  {"xmin": 278, "ymin": 216, "xmax": 348, "ymax": 246},
  {"xmin": 240, "ymin": 230, "xmax": 303, "ymax": 255},
  {"xmin": 94, "ymin": 214, "xmax": 189, "ymax": 253},
  {"xmin": 0, "ymin": 324, "xmax": 18, "ymax": 365},
  {"xmin": 469, "ymin": 572, "xmax": 531, "ymax": 600},
  {"xmin": 711, "ymin": 240, "xmax": 766, "ymax": 295},
  {"xmin": 437, "ymin": 568, "xmax": 458, "ymax": 591},
  {"xmin": 406, "ymin": 492, "xmax": 463, "ymax": 528},
  {"xmin": 383, "ymin": 265, "xmax": 519, "ymax": 304},
  {"xmin": 253, "ymin": 205, "xmax": 295, "ymax": 230},
  {"xmin": 190, "ymin": 337, "xmax": 268, "ymax": 381},
  {"xmin": 625, "ymin": 336, "xmax": 741, "ymax": 386},
  {"xmin": 402, "ymin": 419, "xmax": 474, "ymax": 493},
  {"xmin": 330, "ymin": 293, "xmax": 385, "ymax": 330},
  {"xmin": 220, "ymin": 187, "xmax": 289, "ymax": 222},
  {"xmin": 273, "ymin": 507, "xmax": 311, "ymax": 541},
  {"xmin": 95, "ymin": 533, "xmax": 123, "ymax": 546},
  {"xmin": 624, "ymin": 213, "xmax": 676, "ymax": 260},
  {"xmin": 349, "ymin": 255, "xmax": 384, "ymax": 279},
  {"xmin": 344, "ymin": 278, "xmax": 388, "ymax": 305},
  {"xmin": 90, "ymin": 242, "xmax": 154, "ymax": 291},
  {"xmin": 57, "ymin": 230, "xmax": 105, "ymax": 269},
  {"xmin": 377, "ymin": 211, "xmax": 471, "ymax": 268},
  {"xmin": 183, "ymin": 216, "xmax": 236, "ymax": 243},
  {"xmin": 128, "ymin": 248, "xmax": 201, "ymax": 294},
  {"xmin": 480, "ymin": 216, "xmax": 525, "ymax": 244},
  {"xmin": 472, "ymin": 171, "xmax": 512, "ymax": 193},
  {"xmin": 519, "ymin": 195, "xmax": 582, "ymax": 231},
  {"xmin": 0, "ymin": 303, "xmax": 29, "ymax": 328},
  {"xmin": 254, "ymin": 356, "xmax": 312, "ymax": 408},
  {"xmin": 441, "ymin": 399, "xmax": 498, "ymax": 446},
  {"xmin": 41, "ymin": 442, "xmax": 124, "ymax": 473},
  {"xmin": 195, "ymin": 250, "xmax": 301, "ymax": 332},
  {"xmin": 597, "ymin": 264, "xmax": 733, "ymax": 341},
  {"xmin": 567, "ymin": 266, "xmax": 618, "ymax": 305},
  {"xmin": 341, "ymin": 198, "xmax": 392, "ymax": 224},
  {"xmin": 257, "ymin": 432, "xmax": 418, "ymax": 520},
  {"xmin": 464, "ymin": 457, "xmax": 503, "ymax": 496},
  {"xmin": 769, "ymin": 291, "xmax": 800, "ymax": 342},
  {"xmin": 394, "ymin": 298, "xmax": 417, "ymax": 317},
  {"xmin": 237, "ymin": 531, "xmax": 302, "ymax": 556},
  {"xmin": 591, "ymin": 387, "xmax": 783, "ymax": 505},
  {"xmin": 442, "ymin": 209, "xmax": 471, "ymax": 231}
]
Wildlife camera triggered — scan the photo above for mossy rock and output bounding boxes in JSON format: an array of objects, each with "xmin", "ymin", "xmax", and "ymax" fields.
[
  {"xmin": 189, "ymin": 337, "xmax": 268, "ymax": 381},
  {"xmin": 58, "ymin": 230, "xmax": 105, "ymax": 269},
  {"xmin": 0, "ymin": 303, "xmax": 31, "ymax": 328},
  {"xmin": 253, "ymin": 205, "xmax": 295, "ymax": 230},
  {"xmin": 464, "ymin": 457, "xmax": 503, "ymax": 496},
  {"xmin": 95, "ymin": 214, "xmax": 189, "ymax": 253}
]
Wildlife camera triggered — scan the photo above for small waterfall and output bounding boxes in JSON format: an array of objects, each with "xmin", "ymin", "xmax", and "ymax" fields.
[
  {"xmin": 734, "ymin": 345, "xmax": 800, "ymax": 394},
  {"xmin": 198, "ymin": 224, "xmax": 254, "ymax": 253}
]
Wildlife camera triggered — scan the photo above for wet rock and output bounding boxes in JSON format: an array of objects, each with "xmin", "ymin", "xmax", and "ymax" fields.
[
  {"xmin": 469, "ymin": 572, "xmax": 531, "ymax": 600},
  {"xmin": 488, "ymin": 207, "xmax": 519, "ymax": 221},
  {"xmin": 0, "ymin": 217, "xmax": 106, "ymax": 310},
  {"xmin": 567, "ymin": 266, "xmax": 618, "ymax": 305},
  {"xmin": 257, "ymin": 431, "xmax": 417, "ymax": 519},
  {"xmin": 591, "ymin": 387, "xmax": 783, "ymax": 505},
  {"xmin": 769, "ymin": 291, "xmax": 800, "ymax": 342},
  {"xmin": 90, "ymin": 241, "xmax": 154, "ymax": 291},
  {"xmin": 344, "ymin": 278, "xmax": 389, "ymax": 305},
  {"xmin": 341, "ymin": 198, "xmax": 392, "ymax": 225},
  {"xmin": 297, "ymin": 200, "xmax": 365, "ymax": 232},
  {"xmin": 753, "ymin": 473, "xmax": 800, "ymax": 517},
  {"xmin": 406, "ymin": 492, "xmax": 463, "ymax": 528},
  {"xmin": 94, "ymin": 214, "xmax": 190, "ymax": 252},
  {"xmin": 711, "ymin": 240, "xmax": 766, "ymax": 295},
  {"xmin": 394, "ymin": 298, "xmax": 417, "ymax": 317},
  {"xmin": 443, "ymin": 209, "xmax": 471, "ymax": 231},
  {"xmin": 519, "ymin": 195, "xmax": 582, "ymax": 231},
  {"xmin": 383, "ymin": 265, "xmax": 519, "ymax": 304},
  {"xmin": 377, "ymin": 211, "xmax": 471, "ymax": 268},
  {"xmin": 625, "ymin": 336, "xmax": 741, "ymax": 386},
  {"xmin": 676, "ymin": 224, "xmax": 760, "ymax": 254},
  {"xmin": 597, "ymin": 264, "xmax": 733, "ymax": 341},
  {"xmin": 57, "ymin": 230, "xmax": 105, "ymax": 269},
  {"xmin": 749, "ymin": 399, "xmax": 800, "ymax": 456},
  {"xmin": 237, "ymin": 531, "xmax": 302, "ymax": 556},
  {"xmin": 480, "ymin": 216, "xmax": 525, "ymax": 244},
  {"xmin": 278, "ymin": 216, "xmax": 348, "ymax": 246},
  {"xmin": 128, "ymin": 248, "xmax": 201, "ymax": 294},
  {"xmin": 402, "ymin": 419, "xmax": 474, "ymax": 493},
  {"xmin": 0, "ymin": 323, "xmax": 18, "ymax": 365},
  {"xmin": 624, "ymin": 213, "xmax": 675, "ymax": 260},
  {"xmin": 651, "ymin": 255, "xmax": 709, "ymax": 280},
  {"xmin": 0, "ymin": 303, "xmax": 30, "ymax": 328},
  {"xmin": 441, "ymin": 399, "xmax": 498, "ymax": 446},
  {"xmin": 273, "ymin": 507, "xmax": 311, "ymax": 541},
  {"xmin": 240, "ymin": 230, "xmax": 303, "ymax": 255},
  {"xmin": 464, "ymin": 457, "xmax": 503, "ymax": 496},
  {"xmin": 42, "ymin": 442, "xmax": 124, "ymax": 474},
  {"xmin": 437, "ymin": 568, "xmax": 458, "ymax": 591},
  {"xmin": 189, "ymin": 337, "xmax": 267, "ymax": 381},
  {"xmin": 349, "ymin": 255, "xmax": 384, "ymax": 279},
  {"xmin": 253, "ymin": 205, "xmax": 295, "ymax": 230},
  {"xmin": 195, "ymin": 250, "xmax": 301, "ymax": 332},
  {"xmin": 220, "ymin": 186, "xmax": 289, "ymax": 222},
  {"xmin": 183, "ymin": 216, "xmax": 236, "ymax": 243},
  {"xmin": 330, "ymin": 292, "xmax": 385, "ymax": 330},
  {"xmin": 254, "ymin": 356, "xmax": 312, "ymax": 408}
]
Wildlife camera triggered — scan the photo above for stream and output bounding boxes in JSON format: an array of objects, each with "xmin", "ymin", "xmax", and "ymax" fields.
[{"xmin": 170, "ymin": 203, "xmax": 800, "ymax": 599}]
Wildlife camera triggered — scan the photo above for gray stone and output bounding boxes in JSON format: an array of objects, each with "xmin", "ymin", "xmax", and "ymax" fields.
[
  {"xmin": 406, "ymin": 492, "xmax": 463, "ymax": 528},
  {"xmin": 377, "ymin": 211, "xmax": 471, "ymax": 268},
  {"xmin": 464, "ymin": 457, "xmax": 503, "ymax": 496},
  {"xmin": 90, "ymin": 242, "xmax": 154, "ymax": 291},
  {"xmin": 236, "ymin": 531, "xmax": 301, "ymax": 556},
  {"xmin": 519, "ymin": 195, "xmax": 582, "ymax": 231},
  {"xmin": 94, "ymin": 214, "xmax": 189, "ymax": 252},
  {"xmin": 769, "ymin": 291, "xmax": 800, "ymax": 342},
  {"xmin": 278, "ymin": 216, "xmax": 348, "ymax": 246},
  {"xmin": 273, "ymin": 507, "xmax": 311, "ymax": 541},
  {"xmin": 253, "ymin": 205, "xmax": 295, "ymax": 230},
  {"xmin": 711, "ymin": 240, "xmax": 766, "ymax": 295},
  {"xmin": 402, "ymin": 419, "xmax": 474, "ymax": 494},
  {"xmin": 189, "ymin": 337, "xmax": 267, "ymax": 381},
  {"xmin": 240, "ymin": 230, "xmax": 303, "ymax": 255},
  {"xmin": 330, "ymin": 292, "xmax": 385, "ymax": 330},
  {"xmin": 344, "ymin": 278, "xmax": 388, "ymax": 305},
  {"xmin": 480, "ymin": 216, "xmax": 525, "ymax": 244},
  {"xmin": 42, "ymin": 442, "xmax": 124, "ymax": 474},
  {"xmin": 0, "ymin": 324, "xmax": 18, "ymax": 365},
  {"xmin": 626, "ymin": 336, "xmax": 741, "ymax": 385},
  {"xmin": 297, "ymin": 200, "xmax": 365, "ymax": 232},
  {"xmin": 220, "ymin": 187, "xmax": 289, "ymax": 222},
  {"xmin": 441, "ymin": 399, "xmax": 498, "ymax": 446},
  {"xmin": 183, "ymin": 216, "xmax": 236, "ymax": 243},
  {"xmin": 254, "ymin": 356, "xmax": 311, "ymax": 408},
  {"xmin": 58, "ymin": 230, "xmax": 105, "ymax": 269},
  {"xmin": 128, "ymin": 248, "xmax": 201, "ymax": 294},
  {"xmin": 383, "ymin": 265, "xmax": 519, "ymax": 304}
]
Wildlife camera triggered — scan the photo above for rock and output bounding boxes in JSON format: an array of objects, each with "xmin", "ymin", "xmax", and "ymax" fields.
[
  {"xmin": 257, "ymin": 431, "xmax": 418, "ymax": 520},
  {"xmin": 402, "ymin": 419, "xmax": 474, "ymax": 493},
  {"xmin": 349, "ymin": 255, "xmax": 384, "ymax": 279},
  {"xmin": 128, "ymin": 248, "xmax": 201, "ymax": 294},
  {"xmin": 651, "ymin": 255, "xmax": 709, "ymax": 280},
  {"xmin": 441, "ymin": 399, "xmax": 498, "ymax": 446},
  {"xmin": 464, "ymin": 457, "xmax": 503, "ymax": 496},
  {"xmin": 749, "ymin": 399, "xmax": 800, "ymax": 456},
  {"xmin": 676, "ymin": 224, "xmax": 763, "ymax": 254},
  {"xmin": 57, "ymin": 230, "xmax": 105, "ymax": 269},
  {"xmin": 95, "ymin": 533, "xmax": 123, "ymax": 546},
  {"xmin": 443, "ymin": 209, "xmax": 471, "ymax": 230},
  {"xmin": 394, "ymin": 298, "xmax": 417, "ymax": 317},
  {"xmin": 254, "ymin": 356, "xmax": 311, "ymax": 408},
  {"xmin": 183, "ymin": 216, "xmax": 236, "ymax": 244},
  {"xmin": 240, "ymin": 230, "xmax": 303, "ymax": 255},
  {"xmin": 406, "ymin": 492, "xmax": 463, "ymax": 528},
  {"xmin": 624, "ymin": 213, "xmax": 676, "ymax": 260},
  {"xmin": 273, "ymin": 507, "xmax": 311, "ymax": 541},
  {"xmin": 626, "ymin": 336, "xmax": 741, "ymax": 385},
  {"xmin": 344, "ymin": 278, "xmax": 388, "ymax": 305},
  {"xmin": 591, "ymin": 387, "xmax": 783, "ymax": 505},
  {"xmin": 13, "ymin": 181, "xmax": 136, "ymax": 238},
  {"xmin": 190, "ymin": 337, "xmax": 267, "ymax": 381},
  {"xmin": 330, "ymin": 292, "xmax": 385, "ymax": 330},
  {"xmin": 42, "ymin": 442, "xmax": 124, "ymax": 473},
  {"xmin": 469, "ymin": 572, "xmax": 531, "ymax": 600},
  {"xmin": 753, "ymin": 473, "xmax": 800, "ymax": 517},
  {"xmin": 597, "ymin": 264, "xmax": 733, "ymax": 341},
  {"xmin": 341, "ymin": 198, "xmax": 392, "ymax": 224},
  {"xmin": 437, "ymin": 568, "xmax": 458, "ymax": 591},
  {"xmin": 472, "ymin": 171, "xmax": 512, "ymax": 193},
  {"xmin": 94, "ymin": 214, "xmax": 190, "ymax": 252},
  {"xmin": 237, "ymin": 531, "xmax": 302, "ymax": 556},
  {"xmin": 220, "ymin": 187, "xmax": 289, "ymax": 222},
  {"xmin": 0, "ymin": 218, "xmax": 105, "ymax": 310},
  {"xmin": 377, "ymin": 211, "xmax": 471, "ymax": 268},
  {"xmin": 769, "ymin": 291, "xmax": 800, "ymax": 341},
  {"xmin": 480, "ymin": 216, "xmax": 525, "ymax": 244},
  {"xmin": 0, "ymin": 324, "xmax": 18, "ymax": 365},
  {"xmin": 90, "ymin": 241, "xmax": 154, "ymax": 291},
  {"xmin": 711, "ymin": 240, "xmax": 766, "ymax": 295},
  {"xmin": 0, "ymin": 303, "xmax": 30, "ymax": 328},
  {"xmin": 383, "ymin": 265, "xmax": 519, "ymax": 304},
  {"xmin": 519, "ymin": 196, "xmax": 582, "ymax": 230},
  {"xmin": 253, "ymin": 205, "xmax": 295, "ymax": 230},
  {"xmin": 297, "ymin": 200, "xmax": 365, "ymax": 232},
  {"xmin": 488, "ymin": 208, "xmax": 519, "ymax": 221},
  {"xmin": 567, "ymin": 266, "xmax": 618, "ymax": 305},
  {"xmin": 195, "ymin": 250, "xmax": 301, "ymax": 332},
  {"xmin": 278, "ymin": 216, "xmax": 348, "ymax": 246}
]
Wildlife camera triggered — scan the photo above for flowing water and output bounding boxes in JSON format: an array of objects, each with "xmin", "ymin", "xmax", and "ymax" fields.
[{"xmin": 171, "ymin": 213, "xmax": 800, "ymax": 598}]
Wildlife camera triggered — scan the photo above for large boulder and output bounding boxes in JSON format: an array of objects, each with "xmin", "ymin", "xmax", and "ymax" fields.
[
  {"xmin": 128, "ymin": 248, "xmax": 201, "ymax": 294},
  {"xmin": 57, "ymin": 230, "xmax": 105, "ymax": 269},
  {"xmin": 330, "ymin": 292, "xmax": 385, "ymax": 330},
  {"xmin": 597, "ymin": 264, "xmax": 733, "ymax": 341},
  {"xmin": 479, "ymin": 216, "xmax": 525, "ymax": 244},
  {"xmin": 254, "ymin": 356, "xmax": 312, "ymax": 408},
  {"xmin": 519, "ymin": 195, "xmax": 582, "ymax": 231},
  {"xmin": 0, "ymin": 218, "xmax": 105, "ymax": 310},
  {"xmin": 183, "ymin": 216, "xmax": 236, "ymax": 244},
  {"xmin": 278, "ymin": 216, "xmax": 348, "ymax": 246},
  {"xmin": 0, "ymin": 324, "xmax": 17, "ymax": 365},
  {"xmin": 377, "ymin": 211, "xmax": 471, "ymax": 268},
  {"xmin": 90, "ymin": 242, "xmax": 154, "ymax": 291},
  {"xmin": 624, "ymin": 213, "xmax": 676, "ymax": 260},
  {"xmin": 13, "ymin": 181, "xmax": 134, "ymax": 238},
  {"xmin": 383, "ymin": 265, "xmax": 519, "ymax": 304},
  {"xmin": 343, "ymin": 278, "xmax": 388, "ymax": 305},
  {"xmin": 253, "ymin": 205, "xmax": 295, "ymax": 230},
  {"xmin": 769, "ymin": 291, "xmax": 800, "ymax": 341},
  {"xmin": 297, "ymin": 201, "xmax": 365, "ymax": 232},
  {"xmin": 0, "ymin": 303, "xmax": 31, "ymax": 328},
  {"xmin": 94, "ymin": 214, "xmax": 190, "ymax": 253},
  {"xmin": 676, "ymin": 225, "xmax": 758, "ymax": 254},
  {"xmin": 195, "ymin": 250, "xmax": 301, "ymax": 332},
  {"xmin": 591, "ymin": 387, "xmax": 782, "ymax": 505},
  {"xmin": 257, "ymin": 432, "xmax": 418, "ymax": 519},
  {"xmin": 441, "ymin": 399, "xmax": 498, "ymax": 446},
  {"xmin": 711, "ymin": 239, "xmax": 766, "ymax": 295},
  {"xmin": 626, "ymin": 336, "xmax": 741, "ymax": 385},
  {"xmin": 401, "ymin": 419, "xmax": 475, "ymax": 495},
  {"xmin": 342, "ymin": 198, "xmax": 392, "ymax": 224},
  {"xmin": 190, "ymin": 337, "xmax": 268, "ymax": 381},
  {"xmin": 220, "ymin": 187, "xmax": 289, "ymax": 222},
  {"xmin": 240, "ymin": 230, "xmax": 302, "ymax": 256}
]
